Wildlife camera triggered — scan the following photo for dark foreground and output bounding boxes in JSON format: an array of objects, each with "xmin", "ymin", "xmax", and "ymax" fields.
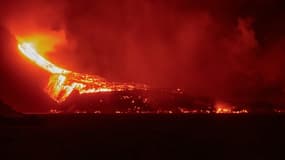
[{"xmin": 0, "ymin": 114, "xmax": 285, "ymax": 159}]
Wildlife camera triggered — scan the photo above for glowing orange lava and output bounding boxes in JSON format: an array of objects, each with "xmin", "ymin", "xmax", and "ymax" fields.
[
  {"xmin": 214, "ymin": 101, "xmax": 248, "ymax": 114},
  {"xmin": 18, "ymin": 42, "xmax": 148, "ymax": 103}
]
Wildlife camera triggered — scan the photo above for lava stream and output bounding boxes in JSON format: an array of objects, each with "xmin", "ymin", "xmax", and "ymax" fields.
[{"xmin": 18, "ymin": 42, "xmax": 148, "ymax": 103}]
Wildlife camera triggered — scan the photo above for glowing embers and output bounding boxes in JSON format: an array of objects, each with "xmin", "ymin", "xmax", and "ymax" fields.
[
  {"xmin": 46, "ymin": 73, "xmax": 111, "ymax": 103},
  {"xmin": 18, "ymin": 42, "xmax": 148, "ymax": 103},
  {"xmin": 214, "ymin": 101, "xmax": 248, "ymax": 114},
  {"xmin": 45, "ymin": 72, "xmax": 148, "ymax": 103}
]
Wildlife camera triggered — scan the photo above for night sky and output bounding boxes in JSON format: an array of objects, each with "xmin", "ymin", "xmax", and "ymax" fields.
[{"xmin": 0, "ymin": 0, "xmax": 285, "ymax": 112}]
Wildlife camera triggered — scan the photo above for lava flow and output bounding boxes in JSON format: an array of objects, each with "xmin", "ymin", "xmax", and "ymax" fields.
[{"xmin": 18, "ymin": 42, "xmax": 148, "ymax": 103}]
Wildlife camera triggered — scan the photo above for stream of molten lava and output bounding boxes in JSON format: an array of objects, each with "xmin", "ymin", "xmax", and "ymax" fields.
[{"xmin": 18, "ymin": 42, "xmax": 147, "ymax": 103}]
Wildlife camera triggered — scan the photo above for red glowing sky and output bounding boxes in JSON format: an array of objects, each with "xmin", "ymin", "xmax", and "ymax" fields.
[{"xmin": 0, "ymin": 0, "xmax": 285, "ymax": 112}]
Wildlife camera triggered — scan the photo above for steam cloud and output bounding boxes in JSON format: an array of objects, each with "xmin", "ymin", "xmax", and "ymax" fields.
[{"xmin": 0, "ymin": 0, "xmax": 285, "ymax": 112}]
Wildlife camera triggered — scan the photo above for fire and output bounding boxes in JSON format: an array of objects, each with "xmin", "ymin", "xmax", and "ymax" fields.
[
  {"xmin": 214, "ymin": 101, "xmax": 248, "ymax": 114},
  {"xmin": 17, "ymin": 41, "xmax": 148, "ymax": 103},
  {"xmin": 214, "ymin": 101, "xmax": 233, "ymax": 114}
]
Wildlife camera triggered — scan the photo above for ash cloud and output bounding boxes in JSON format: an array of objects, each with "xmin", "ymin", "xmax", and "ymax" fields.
[
  {"xmin": 60, "ymin": 0, "xmax": 285, "ymax": 104},
  {"xmin": 0, "ymin": 0, "xmax": 285, "ymax": 111}
]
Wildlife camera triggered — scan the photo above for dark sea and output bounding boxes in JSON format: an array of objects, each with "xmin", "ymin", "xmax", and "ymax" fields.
[{"xmin": 0, "ymin": 114, "xmax": 284, "ymax": 159}]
